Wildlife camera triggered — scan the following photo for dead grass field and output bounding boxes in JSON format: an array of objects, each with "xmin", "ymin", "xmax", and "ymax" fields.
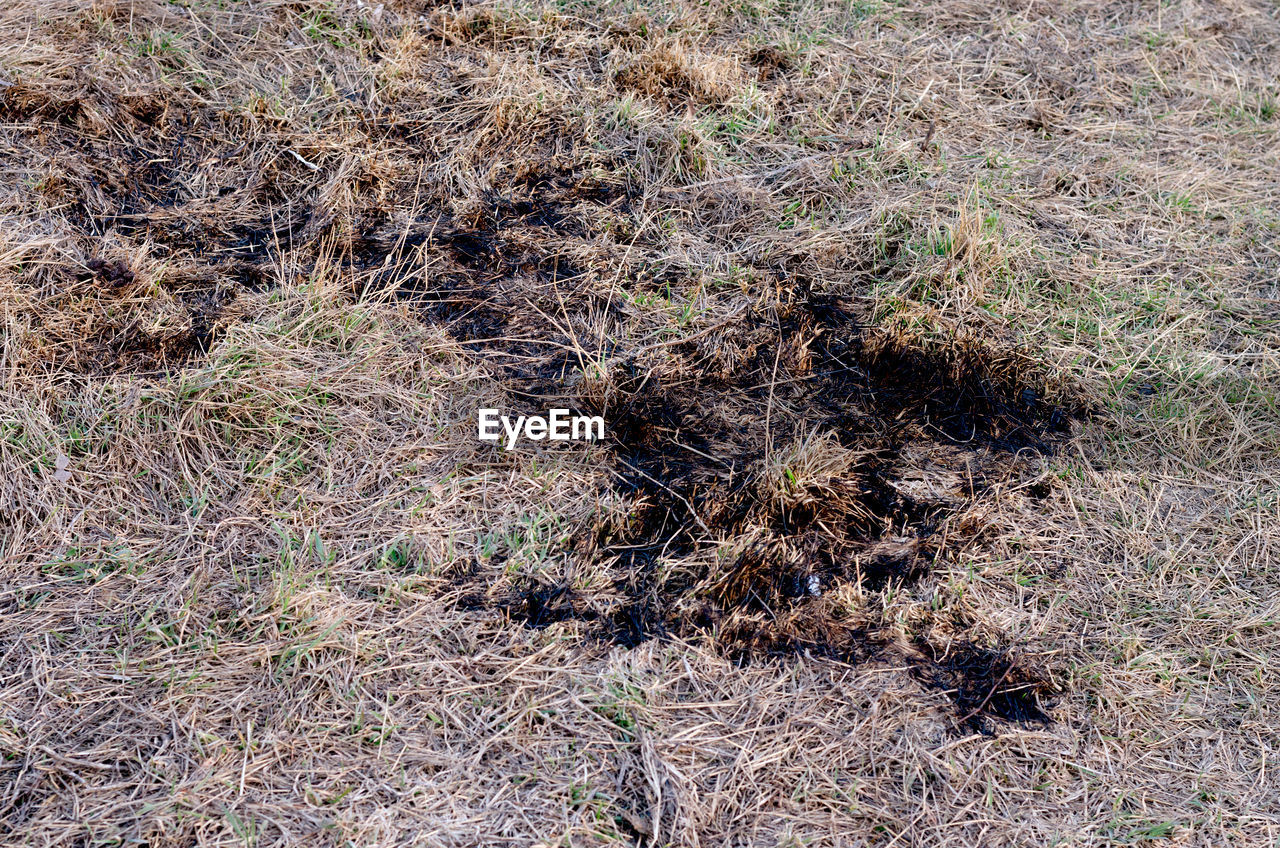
[{"xmin": 1, "ymin": 0, "xmax": 1279, "ymax": 844}]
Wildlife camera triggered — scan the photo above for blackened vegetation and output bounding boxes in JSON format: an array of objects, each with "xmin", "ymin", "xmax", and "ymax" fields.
[
  {"xmin": 852, "ymin": 342, "xmax": 1071, "ymax": 451},
  {"xmin": 913, "ymin": 639, "xmax": 1055, "ymax": 732},
  {"xmin": 342, "ymin": 167, "xmax": 631, "ymax": 407},
  {"xmin": 392, "ymin": 172, "xmax": 1076, "ymax": 728},
  {"xmin": 573, "ymin": 300, "xmax": 1064, "ymax": 730},
  {"xmin": 6, "ymin": 70, "xmax": 1071, "ymax": 727},
  {"xmin": 496, "ymin": 584, "xmax": 583, "ymax": 629},
  {"xmin": 2, "ymin": 84, "xmax": 317, "ymax": 373}
]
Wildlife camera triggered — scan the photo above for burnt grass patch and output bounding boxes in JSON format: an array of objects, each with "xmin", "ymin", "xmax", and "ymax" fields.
[
  {"xmin": 341, "ymin": 167, "xmax": 631, "ymax": 406},
  {"xmin": 399, "ymin": 181, "xmax": 1077, "ymax": 727},
  {"xmin": 2, "ymin": 82, "xmax": 325, "ymax": 375},
  {"xmin": 569, "ymin": 333, "xmax": 1070, "ymax": 728},
  {"xmin": 912, "ymin": 639, "xmax": 1056, "ymax": 732},
  {"xmin": 5, "ymin": 67, "xmax": 1071, "ymax": 727}
]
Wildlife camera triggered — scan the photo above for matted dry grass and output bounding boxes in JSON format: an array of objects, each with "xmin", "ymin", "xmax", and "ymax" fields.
[{"xmin": 1, "ymin": 0, "xmax": 1279, "ymax": 844}]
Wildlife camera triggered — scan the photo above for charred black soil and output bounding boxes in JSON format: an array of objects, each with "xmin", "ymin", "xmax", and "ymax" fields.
[{"xmin": 912, "ymin": 638, "xmax": 1056, "ymax": 732}]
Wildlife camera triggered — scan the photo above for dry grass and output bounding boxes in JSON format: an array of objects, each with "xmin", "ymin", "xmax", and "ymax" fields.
[{"xmin": 1, "ymin": 0, "xmax": 1279, "ymax": 844}]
